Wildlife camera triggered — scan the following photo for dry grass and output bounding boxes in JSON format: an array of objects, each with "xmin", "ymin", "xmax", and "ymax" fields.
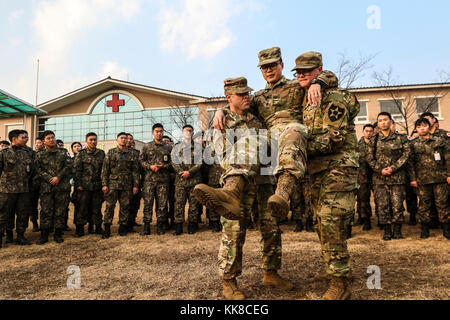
[{"xmin": 0, "ymin": 205, "xmax": 449, "ymax": 300}]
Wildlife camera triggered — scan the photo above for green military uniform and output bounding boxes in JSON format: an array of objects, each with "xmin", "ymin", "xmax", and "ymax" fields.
[
  {"xmin": 129, "ymin": 148, "xmax": 143, "ymax": 227},
  {"xmin": 356, "ymin": 137, "xmax": 373, "ymax": 220},
  {"xmin": 74, "ymin": 147, "xmax": 106, "ymax": 227},
  {"xmin": 35, "ymin": 147, "xmax": 73, "ymax": 231},
  {"xmin": 140, "ymin": 141, "xmax": 172, "ymax": 224},
  {"xmin": 101, "ymin": 147, "xmax": 140, "ymax": 226},
  {"xmin": 410, "ymin": 135, "xmax": 449, "ymax": 224},
  {"xmin": 30, "ymin": 148, "xmax": 44, "ymax": 230},
  {"xmin": 405, "ymin": 137, "xmax": 418, "ymax": 224},
  {"xmin": 203, "ymin": 144, "xmax": 225, "ymax": 225},
  {"xmin": 290, "ymin": 175, "xmax": 313, "ymax": 224}
]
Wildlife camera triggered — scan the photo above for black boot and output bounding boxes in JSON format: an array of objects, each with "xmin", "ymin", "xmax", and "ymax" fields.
[
  {"xmin": 127, "ymin": 222, "xmax": 136, "ymax": 234},
  {"xmin": 362, "ymin": 218, "xmax": 372, "ymax": 231},
  {"xmin": 167, "ymin": 219, "xmax": 174, "ymax": 230},
  {"xmin": 133, "ymin": 221, "xmax": 142, "ymax": 227},
  {"xmin": 118, "ymin": 225, "xmax": 128, "ymax": 237},
  {"xmin": 54, "ymin": 228, "xmax": 64, "ymax": 244},
  {"xmin": 88, "ymin": 222, "xmax": 95, "ymax": 234},
  {"xmin": 408, "ymin": 213, "xmax": 417, "ymax": 226},
  {"xmin": 294, "ymin": 220, "xmax": 303, "ymax": 233},
  {"xmin": 0, "ymin": 234, "xmax": 2, "ymax": 248},
  {"xmin": 75, "ymin": 225, "xmax": 85, "ymax": 238},
  {"xmin": 32, "ymin": 220, "xmax": 40, "ymax": 232},
  {"xmin": 208, "ymin": 220, "xmax": 214, "ymax": 230},
  {"xmin": 346, "ymin": 225, "xmax": 352, "ymax": 239},
  {"xmin": 429, "ymin": 216, "xmax": 440, "ymax": 229},
  {"xmin": 36, "ymin": 229, "xmax": 49, "ymax": 245},
  {"xmin": 157, "ymin": 222, "xmax": 166, "ymax": 235},
  {"xmin": 443, "ymin": 222, "xmax": 450, "ymax": 240},
  {"xmin": 305, "ymin": 219, "xmax": 314, "ymax": 232},
  {"xmin": 354, "ymin": 215, "xmax": 363, "ymax": 226},
  {"xmin": 140, "ymin": 223, "xmax": 151, "ymax": 236},
  {"xmin": 420, "ymin": 223, "xmax": 430, "ymax": 239},
  {"xmin": 5, "ymin": 230, "xmax": 14, "ymax": 244},
  {"xmin": 95, "ymin": 224, "xmax": 104, "ymax": 235},
  {"xmin": 63, "ymin": 224, "xmax": 72, "ymax": 232},
  {"xmin": 382, "ymin": 224, "xmax": 392, "ymax": 241},
  {"xmin": 16, "ymin": 232, "xmax": 31, "ymax": 246},
  {"xmin": 392, "ymin": 223, "xmax": 404, "ymax": 239},
  {"xmin": 188, "ymin": 222, "xmax": 197, "ymax": 235},
  {"xmin": 102, "ymin": 224, "xmax": 111, "ymax": 239},
  {"xmin": 173, "ymin": 223, "xmax": 183, "ymax": 236},
  {"xmin": 212, "ymin": 221, "xmax": 222, "ymax": 233}
]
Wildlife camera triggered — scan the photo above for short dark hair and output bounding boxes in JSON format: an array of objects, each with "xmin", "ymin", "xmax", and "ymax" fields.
[
  {"xmin": 162, "ymin": 135, "xmax": 171, "ymax": 141},
  {"xmin": 377, "ymin": 112, "xmax": 392, "ymax": 120},
  {"xmin": 153, "ymin": 123, "xmax": 164, "ymax": 131},
  {"xmin": 183, "ymin": 124, "xmax": 194, "ymax": 131},
  {"xmin": 420, "ymin": 112, "xmax": 435, "ymax": 119},
  {"xmin": 36, "ymin": 135, "xmax": 44, "ymax": 141},
  {"xmin": 117, "ymin": 132, "xmax": 128, "ymax": 138},
  {"xmin": 415, "ymin": 118, "xmax": 431, "ymax": 128},
  {"xmin": 56, "ymin": 139, "xmax": 64, "ymax": 144},
  {"xmin": 86, "ymin": 132, "xmax": 97, "ymax": 139},
  {"xmin": 0, "ymin": 140, "xmax": 11, "ymax": 146},
  {"xmin": 71, "ymin": 142, "xmax": 82, "ymax": 151},
  {"xmin": 363, "ymin": 124, "xmax": 374, "ymax": 131},
  {"xmin": 42, "ymin": 130, "xmax": 56, "ymax": 139},
  {"xmin": 8, "ymin": 129, "xmax": 27, "ymax": 142},
  {"xmin": 127, "ymin": 133, "xmax": 133, "ymax": 138}
]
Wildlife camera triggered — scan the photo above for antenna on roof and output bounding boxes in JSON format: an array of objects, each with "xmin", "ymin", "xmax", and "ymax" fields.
[{"xmin": 35, "ymin": 59, "xmax": 40, "ymax": 106}]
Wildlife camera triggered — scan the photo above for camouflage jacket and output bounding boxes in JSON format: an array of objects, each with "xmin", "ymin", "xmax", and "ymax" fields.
[
  {"xmin": 303, "ymin": 87, "xmax": 360, "ymax": 179},
  {"xmin": 35, "ymin": 147, "xmax": 73, "ymax": 193},
  {"xmin": 131, "ymin": 148, "xmax": 144, "ymax": 188},
  {"xmin": 0, "ymin": 146, "xmax": 34, "ymax": 193},
  {"xmin": 251, "ymin": 71, "xmax": 338, "ymax": 128},
  {"xmin": 139, "ymin": 141, "xmax": 172, "ymax": 184},
  {"xmin": 366, "ymin": 131, "xmax": 412, "ymax": 185},
  {"xmin": 357, "ymin": 137, "xmax": 372, "ymax": 184},
  {"xmin": 171, "ymin": 140, "xmax": 203, "ymax": 187},
  {"xmin": 207, "ymin": 163, "xmax": 225, "ymax": 186},
  {"xmin": 432, "ymin": 128, "xmax": 450, "ymax": 140},
  {"xmin": 101, "ymin": 147, "xmax": 140, "ymax": 190},
  {"xmin": 410, "ymin": 135, "xmax": 450, "ymax": 185},
  {"xmin": 74, "ymin": 148, "xmax": 106, "ymax": 191}
]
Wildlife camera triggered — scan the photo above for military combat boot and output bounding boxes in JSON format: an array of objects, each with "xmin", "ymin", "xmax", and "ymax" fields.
[
  {"xmin": 321, "ymin": 277, "xmax": 352, "ymax": 300},
  {"xmin": 392, "ymin": 223, "xmax": 404, "ymax": 239},
  {"xmin": 5, "ymin": 230, "xmax": 14, "ymax": 244},
  {"xmin": 382, "ymin": 224, "xmax": 392, "ymax": 241},
  {"xmin": 212, "ymin": 221, "xmax": 222, "ymax": 233},
  {"xmin": 305, "ymin": 218, "xmax": 314, "ymax": 232},
  {"xmin": 442, "ymin": 222, "xmax": 450, "ymax": 240},
  {"xmin": 420, "ymin": 223, "xmax": 430, "ymax": 239},
  {"xmin": 54, "ymin": 228, "xmax": 64, "ymax": 244},
  {"xmin": 141, "ymin": 223, "xmax": 151, "ymax": 236},
  {"xmin": 88, "ymin": 222, "xmax": 95, "ymax": 234},
  {"xmin": 157, "ymin": 222, "xmax": 165, "ymax": 235},
  {"xmin": 118, "ymin": 225, "xmax": 128, "ymax": 237},
  {"xmin": 262, "ymin": 270, "xmax": 294, "ymax": 290},
  {"xmin": 193, "ymin": 176, "xmax": 246, "ymax": 220},
  {"xmin": 36, "ymin": 229, "xmax": 49, "ymax": 245},
  {"xmin": 222, "ymin": 279, "xmax": 245, "ymax": 300},
  {"xmin": 16, "ymin": 232, "xmax": 31, "ymax": 246},
  {"xmin": 32, "ymin": 219, "xmax": 40, "ymax": 232},
  {"xmin": 429, "ymin": 216, "xmax": 440, "ymax": 229},
  {"xmin": 294, "ymin": 220, "xmax": 303, "ymax": 233},
  {"xmin": 408, "ymin": 213, "xmax": 417, "ymax": 226},
  {"xmin": 345, "ymin": 225, "xmax": 352, "ymax": 239},
  {"xmin": 188, "ymin": 222, "xmax": 197, "ymax": 235},
  {"xmin": 173, "ymin": 223, "xmax": 183, "ymax": 236},
  {"xmin": 74, "ymin": 225, "xmax": 85, "ymax": 238},
  {"xmin": 102, "ymin": 224, "xmax": 111, "ymax": 239},
  {"xmin": 354, "ymin": 214, "xmax": 363, "ymax": 226},
  {"xmin": 362, "ymin": 217, "xmax": 372, "ymax": 231},
  {"xmin": 127, "ymin": 221, "xmax": 136, "ymax": 233},
  {"xmin": 268, "ymin": 173, "xmax": 297, "ymax": 220},
  {"xmin": 95, "ymin": 224, "xmax": 104, "ymax": 235},
  {"xmin": 0, "ymin": 234, "xmax": 3, "ymax": 248},
  {"xmin": 63, "ymin": 224, "xmax": 72, "ymax": 232}
]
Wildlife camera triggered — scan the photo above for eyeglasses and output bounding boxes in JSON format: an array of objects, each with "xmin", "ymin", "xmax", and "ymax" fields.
[
  {"xmin": 260, "ymin": 62, "xmax": 280, "ymax": 71},
  {"xmin": 293, "ymin": 69, "xmax": 315, "ymax": 77}
]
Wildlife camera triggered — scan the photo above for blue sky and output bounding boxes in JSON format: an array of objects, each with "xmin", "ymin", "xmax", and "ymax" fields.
[{"xmin": 1, "ymin": 0, "xmax": 449, "ymax": 105}]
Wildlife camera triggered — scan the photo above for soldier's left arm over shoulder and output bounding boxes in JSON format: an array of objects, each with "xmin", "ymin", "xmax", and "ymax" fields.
[
  {"xmin": 390, "ymin": 135, "xmax": 411, "ymax": 173},
  {"xmin": 316, "ymin": 70, "xmax": 339, "ymax": 89}
]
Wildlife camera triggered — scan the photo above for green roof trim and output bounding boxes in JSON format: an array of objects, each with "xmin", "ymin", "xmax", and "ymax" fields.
[{"xmin": 0, "ymin": 89, "xmax": 47, "ymax": 118}]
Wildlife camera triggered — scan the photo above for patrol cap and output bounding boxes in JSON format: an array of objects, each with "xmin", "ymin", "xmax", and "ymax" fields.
[
  {"xmin": 291, "ymin": 51, "xmax": 323, "ymax": 71},
  {"xmin": 257, "ymin": 47, "xmax": 282, "ymax": 67},
  {"xmin": 224, "ymin": 77, "xmax": 253, "ymax": 95}
]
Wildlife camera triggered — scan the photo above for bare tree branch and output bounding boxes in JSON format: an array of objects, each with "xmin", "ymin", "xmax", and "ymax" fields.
[{"xmin": 335, "ymin": 52, "xmax": 379, "ymax": 89}]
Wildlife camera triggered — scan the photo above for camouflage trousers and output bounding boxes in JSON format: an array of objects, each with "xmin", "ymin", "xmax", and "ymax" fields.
[
  {"xmin": 310, "ymin": 167, "xmax": 357, "ymax": 278},
  {"xmin": 174, "ymin": 185, "xmax": 201, "ymax": 224},
  {"xmin": 357, "ymin": 183, "xmax": 372, "ymax": 219},
  {"xmin": 129, "ymin": 191, "xmax": 142, "ymax": 224},
  {"xmin": 71, "ymin": 189, "xmax": 81, "ymax": 225},
  {"xmin": 271, "ymin": 122, "xmax": 308, "ymax": 179},
  {"xmin": 418, "ymin": 183, "xmax": 449, "ymax": 224},
  {"xmin": 206, "ymin": 184, "xmax": 221, "ymax": 222},
  {"xmin": 405, "ymin": 184, "xmax": 418, "ymax": 215},
  {"xmin": 76, "ymin": 190, "xmax": 104, "ymax": 226},
  {"xmin": 165, "ymin": 179, "xmax": 175, "ymax": 221},
  {"xmin": 373, "ymin": 184, "xmax": 406, "ymax": 225},
  {"xmin": 103, "ymin": 190, "xmax": 132, "ymax": 226},
  {"xmin": 30, "ymin": 189, "xmax": 40, "ymax": 223},
  {"xmin": 143, "ymin": 182, "xmax": 169, "ymax": 223},
  {"xmin": 291, "ymin": 177, "xmax": 313, "ymax": 221},
  {"xmin": 39, "ymin": 191, "xmax": 70, "ymax": 230},
  {"xmin": 0, "ymin": 193, "xmax": 31, "ymax": 233},
  {"xmin": 219, "ymin": 183, "xmax": 281, "ymax": 280}
]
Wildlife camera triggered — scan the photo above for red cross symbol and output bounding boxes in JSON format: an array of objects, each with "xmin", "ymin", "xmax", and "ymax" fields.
[{"xmin": 106, "ymin": 94, "xmax": 125, "ymax": 113}]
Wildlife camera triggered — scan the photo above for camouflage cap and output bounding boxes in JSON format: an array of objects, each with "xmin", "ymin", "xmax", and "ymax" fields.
[
  {"xmin": 291, "ymin": 51, "xmax": 323, "ymax": 71},
  {"xmin": 257, "ymin": 47, "xmax": 282, "ymax": 67},
  {"xmin": 224, "ymin": 77, "xmax": 253, "ymax": 95}
]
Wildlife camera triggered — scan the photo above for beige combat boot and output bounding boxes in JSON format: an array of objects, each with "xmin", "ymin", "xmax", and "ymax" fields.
[
  {"xmin": 193, "ymin": 176, "xmax": 246, "ymax": 220},
  {"xmin": 321, "ymin": 277, "xmax": 352, "ymax": 300},
  {"xmin": 268, "ymin": 173, "xmax": 296, "ymax": 219},
  {"xmin": 262, "ymin": 270, "xmax": 294, "ymax": 290},
  {"xmin": 223, "ymin": 279, "xmax": 245, "ymax": 300}
]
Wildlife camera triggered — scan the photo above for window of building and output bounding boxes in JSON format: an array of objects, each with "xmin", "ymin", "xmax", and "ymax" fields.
[
  {"xmin": 379, "ymin": 100, "xmax": 404, "ymax": 122},
  {"xmin": 416, "ymin": 97, "xmax": 440, "ymax": 118},
  {"xmin": 355, "ymin": 101, "xmax": 368, "ymax": 123}
]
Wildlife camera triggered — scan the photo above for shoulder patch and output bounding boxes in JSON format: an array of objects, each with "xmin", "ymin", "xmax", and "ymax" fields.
[{"xmin": 327, "ymin": 104, "xmax": 345, "ymax": 122}]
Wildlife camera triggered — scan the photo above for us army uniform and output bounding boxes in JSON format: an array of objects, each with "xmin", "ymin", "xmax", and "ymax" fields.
[
  {"xmin": 129, "ymin": 148, "xmax": 142, "ymax": 228},
  {"xmin": 139, "ymin": 141, "xmax": 172, "ymax": 225},
  {"xmin": 204, "ymin": 147, "xmax": 225, "ymax": 227},
  {"xmin": 101, "ymin": 147, "xmax": 140, "ymax": 227},
  {"xmin": 356, "ymin": 137, "xmax": 373, "ymax": 225},
  {"xmin": 290, "ymin": 175, "xmax": 314, "ymax": 231},
  {"xmin": 74, "ymin": 148, "xmax": 106, "ymax": 229},
  {"xmin": 0, "ymin": 145, "xmax": 34, "ymax": 246},
  {"xmin": 410, "ymin": 135, "xmax": 450, "ymax": 238}
]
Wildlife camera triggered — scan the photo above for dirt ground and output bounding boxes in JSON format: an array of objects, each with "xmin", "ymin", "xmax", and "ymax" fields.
[{"xmin": 0, "ymin": 205, "xmax": 449, "ymax": 300}]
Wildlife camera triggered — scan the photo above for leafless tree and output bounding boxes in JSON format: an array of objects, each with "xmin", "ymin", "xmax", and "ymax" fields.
[{"xmin": 335, "ymin": 52, "xmax": 379, "ymax": 89}]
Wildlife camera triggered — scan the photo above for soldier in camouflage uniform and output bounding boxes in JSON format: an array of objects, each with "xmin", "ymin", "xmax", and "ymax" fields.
[
  {"xmin": 162, "ymin": 136, "xmax": 176, "ymax": 230},
  {"xmin": 171, "ymin": 125, "xmax": 203, "ymax": 235},
  {"xmin": 294, "ymin": 52, "xmax": 358, "ymax": 300},
  {"xmin": 409, "ymin": 118, "xmax": 450, "ymax": 239},
  {"xmin": 101, "ymin": 132, "xmax": 140, "ymax": 238},
  {"xmin": 127, "ymin": 134, "xmax": 142, "ymax": 232},
  {"xmin": 214, "ymin": 47, "xmax": 338, "ymax": 219},
  {"xmin": 366, "ymin": 112, "xmax": 412, "ymax": 241},
  {"xmin": 356, "ymin": 124, "xmax": 375, "ymax": 231},
  {"xmin": 139, "ymin": 124, "xmax": 172, "ymax": 236},
  {"xmin": 0, "ymin": 130, "xmax": 34, "ymax": 247},
  {"xmin": 291, "ymin": 175, "xmax": 314, "ymax": 233},
  {"xmin": 194, "ymin": 77, "xmax": 293, "ymax": 300},
  {"xmin": 73, "ymin": 132, "xmax": 105, "ymax": 237},
  {"xmin": 35, "ymin": 131, "xmax": 73, "ymax": 244},
  {"xmin": 30, "ymin": 136, "xmax": 45, "ymax": 232}
]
